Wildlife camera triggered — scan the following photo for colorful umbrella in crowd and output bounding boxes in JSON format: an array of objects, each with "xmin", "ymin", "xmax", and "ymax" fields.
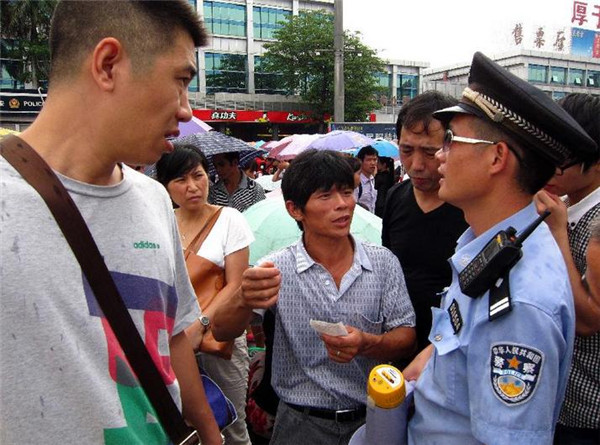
[
  {"xmin": 153, "ymin": 131, "xmax": 265, "ymax": 179},
  {"xmin": 239, "ymin": 148, "xmax": 268, "ymax": 169},
  {"xmin": 265, "ymin": 130, "xmax": 377, "ymax": 161},
  {"xmin": 175, "ymin": 131, "xmax": 251, "ymax": 156},
  {"xmin": 307, "ymin": 130, "xmax": 375, "ymax": 153},
  {"xmin": 268, "ymin": 134, "xmax": 322, "ymax": 160},
  {"xmin": 371, "ymin": 138, "xmax": 400, "ymax": 159},
  {"xmin": 253, "ymin": 174, "xmax": 281, "ymax": 192},
  {"xmin": 350, "ymin": 138, "xmax": 399, "ymax": 158},
  {"xmin": 178, "ymin": 116, "xmax": 213, "ymax": 137},
  {"xmin": 243, "ymin": 195, "xmax": 382, "ymax": 265}
]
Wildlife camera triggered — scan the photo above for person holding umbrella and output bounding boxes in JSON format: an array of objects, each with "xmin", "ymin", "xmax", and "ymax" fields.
[
  {"xmin": 156, "ymin": 144, "xmax": 255, "ymax": 445},
  {"xmin": 173, "ymin": 131, "xmax": 267, "ymax": 213}
]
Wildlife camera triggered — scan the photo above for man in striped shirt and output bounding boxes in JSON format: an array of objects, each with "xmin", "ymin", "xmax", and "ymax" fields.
[{"xmin": 209, "ymin": 152, "xmax": 266, "ymax": 212}]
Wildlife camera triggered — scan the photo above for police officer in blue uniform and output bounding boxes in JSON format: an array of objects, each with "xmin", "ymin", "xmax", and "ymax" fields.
[{"xmin": 405, "ymin": 52, "xmax": 598, "ymax": 445}]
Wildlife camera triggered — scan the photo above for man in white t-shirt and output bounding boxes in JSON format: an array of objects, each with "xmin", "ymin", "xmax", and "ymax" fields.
[{"xmin": 0, "ymin": 2, "xmax": 224, "ymax": 445}]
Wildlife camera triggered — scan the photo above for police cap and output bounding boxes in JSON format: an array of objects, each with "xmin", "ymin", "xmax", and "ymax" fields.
[{"xmin": 434, "ymin": 52, "xmax": 598, "ymax": 169}]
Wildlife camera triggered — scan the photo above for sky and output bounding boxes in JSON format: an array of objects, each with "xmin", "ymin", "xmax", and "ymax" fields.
[{"xmin": 344, "ymin": 0, "xmax": 586, "ymax": 69}]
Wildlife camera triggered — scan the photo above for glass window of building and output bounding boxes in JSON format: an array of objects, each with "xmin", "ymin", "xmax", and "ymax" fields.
[
  {"xmin": 552, "ymin": 91, "xmax": 566, "ymax": 100},
  {"xmin": 205, "ymin": 53, "xmax": 247, "ymax": 94},
  {"xmin": 1, "ymin": 39, "xmax": 27, "ymax": 89},
  {"xmin": 569, "ymin": 68, "xmax": 584, "ymax": 86},
  {"xmin": 396, "ymin": 74, "xmax": 418, "ymax": 104},
  {"xmin": 528, "ymin": 64, "xmax": 548, "ymax": 83},
  {"xmin": 204, "ymin": 1, "xmax": 246, "ymax": 37},
  {"xmin": 253, "ymin": 7, "xmax": 291, "ymax": 40},
  {"xmin": 188, "ymin": 52, "xmax": 200, "ymax": 92},
  {"xmin": 254, "ymin": 56, "xmax": 287, "ymax": 94},
  {"xmin": 550, "ymin": 67, "xmax": 567, "ymax": 84},
  {"xmin": 374, "ymin": 72, "xmax": 392, "ymax": 105},
  {"xmin": 588, "ymin": 70, "xmax": 600, "ymax": 88},
  {"xmin": 1, "ymin": 62, "xmax": 23, "ymax": 89},
  {"xmin": 375, "ymin": 72, "xmax": 391, "ymax": 89}
]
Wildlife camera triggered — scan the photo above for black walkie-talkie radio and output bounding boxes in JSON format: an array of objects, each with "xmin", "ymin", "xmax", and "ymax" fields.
[{"xmin": 459, "ymin": 210, "xmax": 550, "ymax": 299}]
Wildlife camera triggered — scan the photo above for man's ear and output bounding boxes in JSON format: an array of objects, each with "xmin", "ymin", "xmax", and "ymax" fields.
[
  {"xmin": 489, "ymin": 141, "xmax": 512, "ymax": 175},
  {"xmin": 285, "ymin": 200, "xmax": 303, "ymax": 222},
  {"xmin": 91, "ymin": 37, "xmax": 124, "ymax": 92}
]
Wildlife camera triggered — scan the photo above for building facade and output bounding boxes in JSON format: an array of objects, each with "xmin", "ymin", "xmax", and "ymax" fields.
[
  {"xmin": 182, "ymin": 0, "xmax": 432, "ymax": 139},
  {"xmin": 422, "ymin": 49, "xmax": 600, "ymax": 101},
  {"xmin": 372, "ymin": 58, "xmax": 429, "ymax": 123},
  {"xmin": 5, "ymin": 3, "xmax": 599, "ymax": 138}
]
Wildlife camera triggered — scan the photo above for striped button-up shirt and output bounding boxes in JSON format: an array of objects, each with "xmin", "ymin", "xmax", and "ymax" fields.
[
  {"xmin": 208, "ymin": 172, "xmax": 266, "ymax": 213},
  {"xmin": 257, "ymin": 236, "xmax": 415, "ymax": 409}
]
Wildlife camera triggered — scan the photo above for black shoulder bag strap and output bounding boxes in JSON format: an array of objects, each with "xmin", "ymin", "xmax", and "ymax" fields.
[{"xmin": 0, "ymin": 135, "xmax": 199, "ymax": 445}]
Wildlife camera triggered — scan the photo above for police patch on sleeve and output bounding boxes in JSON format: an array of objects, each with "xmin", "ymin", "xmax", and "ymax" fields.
[{"xmin": 490, "ymin": 343, "xmax": 544, "ymax": 405}]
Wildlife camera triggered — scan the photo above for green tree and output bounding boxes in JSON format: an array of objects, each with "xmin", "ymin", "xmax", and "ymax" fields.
[
  {"xmin": 261, "ymin": 10, "xmax": 386, "ymax": 122},
  {"xmin": 1, "ymin": 0, "xmax": 57, "ymax": 88}
]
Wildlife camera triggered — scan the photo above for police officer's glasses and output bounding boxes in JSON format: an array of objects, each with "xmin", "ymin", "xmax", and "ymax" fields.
[{"xmin": 442, "ymin": 129, "xmax": 496, "ymax": 152}]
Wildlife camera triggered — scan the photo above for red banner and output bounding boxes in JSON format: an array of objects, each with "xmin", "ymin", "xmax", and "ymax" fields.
[{"xmin": 193, "ymin": 109, "xmax": 320, "ymax": 123}]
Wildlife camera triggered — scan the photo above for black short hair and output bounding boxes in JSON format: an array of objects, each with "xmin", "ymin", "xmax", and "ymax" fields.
[
  {"xmin": 282, "ymin": 149, "xmax": 355, "ymax": 230},
  {"xmin": 558, "ymin": 93, "xmax": 600, "ymax": 171},
  {"xmin": 49, "ymin": 0, "xmax": 207, "ymax": 83},
  {"xmin": 477, "ymin": 120, "xmax": 555, "ymax": 195},
  {"xmin": 155, "ymin": 143, "xmax": 209, "ymax": 188},
  {"xmin": 344, "ymin": 156, "xmax": 362, "ymax": 173},
  {"xmin": 396, "ymin": 91, "xmax": 458, "ymax": 138},
  {"xmin": 378, "ymin": 156, "xmax": 394, "ymax": 172},
  {"xmin": 222, "ymin": 152, "xmax": 240, "ymax": 164},
  {"xmin": 243, "ymin": 158, "xmax": 258, "ymax": 171},
  {"xmin": 356, "ymin": 145, "xmax": 378, "ymax": 160}
]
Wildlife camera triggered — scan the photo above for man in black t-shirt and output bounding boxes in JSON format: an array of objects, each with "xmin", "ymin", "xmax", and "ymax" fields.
[{"xmin": 382, "ymin": 91, "xmax": 468, "ymax": 364}]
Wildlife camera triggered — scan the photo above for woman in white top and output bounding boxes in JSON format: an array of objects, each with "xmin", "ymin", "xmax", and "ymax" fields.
[{"xmin": 156, "ymin": 144, "xmax": 254, "ymax": 445}]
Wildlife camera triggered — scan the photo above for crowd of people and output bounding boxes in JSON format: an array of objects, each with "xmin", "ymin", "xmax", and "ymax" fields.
[{"xmin": 1, "ymin": 2, "xmax": 599, "ymax": 445}]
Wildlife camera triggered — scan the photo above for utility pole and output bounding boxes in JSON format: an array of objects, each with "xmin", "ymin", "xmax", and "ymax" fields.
[{"xmin": 333, "ymin": 0, "xmax": 344, "ymax": 123}]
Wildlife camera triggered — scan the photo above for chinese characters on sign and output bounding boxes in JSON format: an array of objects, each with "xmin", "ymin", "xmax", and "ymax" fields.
[
  {"xmin": 554, "ymin": 31, "xmax": 566, "ymax": 51},
  {"xmin": 571, "ymin": 1, "xmax": 600, "ymax": 28},
  {"xmin": 570, "ymin": 1, "xmax": 600, "ymax": 58},
  {"xmin": 510, "ymin": 1, "xmax": 599, "ymax": 54},
  {"xmin": 512, "ymin": 23, "xmax": 568, "ymax": 52},
  {"xmin": 196, "ymin": 110, "xmax": 321, "ymax": 123},
  {"xmin": 534, "ymin": 27, "xmax": 546, "ymax": 48},
  {"xmin": 512, "ymin": 23, "xmax": 524, "ymax": 45},
  {"xmin": 211, "ymin": 111, "xmax": 237, "ymax": 120}
]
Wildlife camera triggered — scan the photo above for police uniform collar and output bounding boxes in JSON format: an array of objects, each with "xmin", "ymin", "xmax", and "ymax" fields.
[{"xmin": 451, "ymin": 202, "xmax": 539, "ymax": 273}]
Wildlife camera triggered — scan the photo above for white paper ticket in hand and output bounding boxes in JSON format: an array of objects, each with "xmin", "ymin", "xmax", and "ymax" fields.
[{"xmin": 310, "ymin": 319, "xmax": 349, "ymax": 337}]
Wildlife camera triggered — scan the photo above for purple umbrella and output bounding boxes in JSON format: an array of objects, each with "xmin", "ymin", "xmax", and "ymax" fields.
[
  {"xmin": 269, "ymin": 134, "xmax": 322, "ymax": 160},
  {"xmin": 178, "ymin": 116, "xmax": 213, "ymax": 137},
  {"xmin": 307, "ymin": 130, "xmax": 375, "ymax": 153}
]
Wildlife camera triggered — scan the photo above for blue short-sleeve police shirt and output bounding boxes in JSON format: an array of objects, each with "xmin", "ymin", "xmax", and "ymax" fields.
[{"xmin": 409, "ymin": 203, "xmax": 575, "ymax": 445}]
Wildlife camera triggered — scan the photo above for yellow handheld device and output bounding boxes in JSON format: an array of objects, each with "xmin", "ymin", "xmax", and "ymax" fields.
[{"xmin": 367, "ymin": 364, "xmax": 405, "ymax": 409}]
